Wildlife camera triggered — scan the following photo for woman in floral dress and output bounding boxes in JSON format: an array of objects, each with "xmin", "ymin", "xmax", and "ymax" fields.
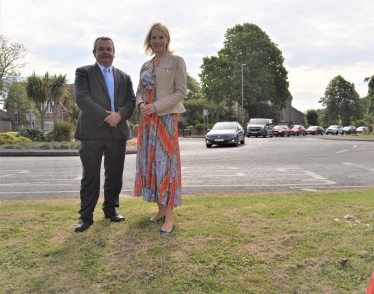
[{"xmin": 134, "ymin": 22, "xmax": 187, "ymax": 235}]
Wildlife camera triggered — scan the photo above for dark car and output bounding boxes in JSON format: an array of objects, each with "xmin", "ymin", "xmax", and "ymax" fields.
[
  {"xmin": 306, "ymin": 126, "xmax": 324, "ymax": 135},
  {"xmin": 290, "ymin": 125, "xmax": 307, "ymax": 136},
  {"xmin": 273, "ymin": 125, "xmax": 290, "ymax": 137},
  {"xmin": 246, "ymin": 118, "xmax": 274, "ymax": 138},
  {"xmin": 343, "ymin": 126, "xmax": 356, "ymax": 134},
  {"xmin": 205, "ymin": 121, "xmax": 245, "ymax": 148},
  {"xmin": 325, "ymin": 125, "xmax": 344, "ymax": 135}
]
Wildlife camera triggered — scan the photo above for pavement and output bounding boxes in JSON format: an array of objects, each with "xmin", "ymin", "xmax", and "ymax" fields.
[{"xmin": 0, "ymin": 136, "xmax": 373, "ymax": 156}]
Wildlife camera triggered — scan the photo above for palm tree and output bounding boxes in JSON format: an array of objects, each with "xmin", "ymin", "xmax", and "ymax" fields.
[
  {"xmin": 48, "ymin": 74, "xmax": 67, "ymax": 124},
  {"xmin": 25, "ymin": 72, "xmax": 49, "ymax": 130},
  {"xmin": 67, "ymin": 104, "xmax": 80, "ymax": 125}
]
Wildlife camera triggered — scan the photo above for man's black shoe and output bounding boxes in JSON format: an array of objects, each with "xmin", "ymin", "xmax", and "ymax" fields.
[
  {"xmin": 105, "ymin": 211, "xmax": 125, "ymax": 222},
  {"xmin": 74, "ymin": 217, "xmax": 93, "ymax": 232}
]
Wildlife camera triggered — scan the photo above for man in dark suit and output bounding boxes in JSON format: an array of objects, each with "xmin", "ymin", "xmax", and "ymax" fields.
[{"xmin": 74, "ymin": 36, "xmax": 136, "ymax": 232}]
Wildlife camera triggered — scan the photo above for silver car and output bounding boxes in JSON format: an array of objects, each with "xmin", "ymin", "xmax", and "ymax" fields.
[
  {"xmin": 325, "ymin": 125, "xmax": 344, "ymax": 135},
  {"xmin": 356, "ymin": 126, "xmax": 369, "ymax": 134}
]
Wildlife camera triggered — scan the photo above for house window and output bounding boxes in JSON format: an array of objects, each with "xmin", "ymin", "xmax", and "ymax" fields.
[{"xmin": 44, "ymin": 102, "xmax": 54, "ymax": 113}]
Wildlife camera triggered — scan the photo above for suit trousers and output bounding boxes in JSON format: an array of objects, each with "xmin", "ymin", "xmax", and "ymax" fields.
[{"xmin": 78, "ymin": 132, "xmax": 127, "ymax": 220}]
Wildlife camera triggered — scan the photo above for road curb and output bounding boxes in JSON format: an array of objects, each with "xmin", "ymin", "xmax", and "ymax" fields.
[{"xmin": 0, "ymin": 148, "xmax": 137, "ymax": 157}]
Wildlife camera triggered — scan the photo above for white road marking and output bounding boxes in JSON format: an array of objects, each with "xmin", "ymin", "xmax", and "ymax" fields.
[
  {"xmin": 343, "ymin": 163, "xmax": 374, "ymax": 172},
  {"xmin": 337, "ymin": 150, "xmax": 348, "ymax": 153}
]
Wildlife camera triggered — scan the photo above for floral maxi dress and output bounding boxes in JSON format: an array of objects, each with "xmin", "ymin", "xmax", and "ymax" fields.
[{"xmin": 134, "ymin": 64, "xmax": 182, "ymax": 207}]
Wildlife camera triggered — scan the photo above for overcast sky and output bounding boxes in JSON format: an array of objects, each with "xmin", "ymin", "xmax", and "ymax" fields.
[{"xmin": 1, "ymin": 0, "xmax": 373, "ymax": 112}]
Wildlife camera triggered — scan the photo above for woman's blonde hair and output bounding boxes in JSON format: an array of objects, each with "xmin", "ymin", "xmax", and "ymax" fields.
[{"xmin": 144, "ymin": 22, "xmax": 174, "ymax": 56}]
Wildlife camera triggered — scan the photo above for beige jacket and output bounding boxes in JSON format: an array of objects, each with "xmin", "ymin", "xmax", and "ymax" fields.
[{"xmin": 136, "ymin": 52, "xmax": 187, "ymax": 116}]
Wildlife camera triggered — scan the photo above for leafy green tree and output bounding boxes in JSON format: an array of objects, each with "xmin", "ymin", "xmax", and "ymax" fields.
[
  {"xmin": 364, "ymin": 75, "xmax": 374, "ymax": 116},
  {"xmin": 0, "ymin": 35, "xmax": 28, "ymax": 104},
  {"xmin": 186, "ymin": 74, "xmax": 202, "ymax": 100},
  {"xmin": 48, "ymin": 74, "xmax": 68, "ymax": 124},
  {"xmin": 26, "ymin": 72, "xmax": 49, "ymax": 130},
  {"xmin": 306, "ymin": 109, "xmax": 319, "ymax": 125},
  {"xmin": 319, "ymin": 75, "xmax": 362, "ymax": 126},
  {"xmin": 181, "ymin": 98, "xmax": 236, "ymax": 129},
  {"xmin": 4, "ymin": 82, "xmax": 34, "ymax": 124},
  {"xmin": 199, "ymin": 23, "xmax": 289, "ymax": 121}
]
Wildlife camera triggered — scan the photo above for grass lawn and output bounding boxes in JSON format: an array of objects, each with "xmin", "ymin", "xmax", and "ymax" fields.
[{"xmin": 1, "ymin": 189, "xmax": 374, "ymax": 293}]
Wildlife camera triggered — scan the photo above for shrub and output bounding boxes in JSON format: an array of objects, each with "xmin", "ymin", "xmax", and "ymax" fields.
[
  {"xmin": 48, "ymin": 122, "xmax": 75, "ymax": 142},
  {"xmin": 0, "ymin": 133, "xmax": 32, "ymax": 145},
  {"xmin": 17, "ymin": 127, "xmax": 47, "ymax": 142}
]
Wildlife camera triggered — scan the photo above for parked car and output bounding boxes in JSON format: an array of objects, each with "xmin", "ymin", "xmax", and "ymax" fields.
[
  {"xmin": 290, "ymin": 125, "xmax": 307, "ymax": 136},
  {"xmin": 306, "ymin": 126, "xmax": 324, "ymax": 135},
  {"xmin": 273, "ymin": 125, "xmax": 291, "ymax": 137},
  {"xmin": 343, "ymin": 126, "xmax": 356, "ymax": 134},
  {"xmin": 325, "ymin": 125, "xmax": 344, "ymax": 135},
  {"xmin": 246, "ymin": 118, "xmax": 274, "ymax": 138},
  {"xmin": 205, "ymin": 121, "xmax": 245, "ymax": 148},
  {"xmin": 356, "ymin": 126, "xmax": 369, "ymax": 134}
]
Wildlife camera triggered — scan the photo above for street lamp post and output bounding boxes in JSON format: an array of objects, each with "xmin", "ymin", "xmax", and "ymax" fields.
[{"xmin": 241, "ymin": 64, "xmax": 246, "ymax": 123}]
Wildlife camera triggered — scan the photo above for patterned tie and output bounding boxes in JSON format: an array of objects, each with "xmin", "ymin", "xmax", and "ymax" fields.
[{"xmin": 103, "ymin": 67, "xmax": 115, "ymax": 111}]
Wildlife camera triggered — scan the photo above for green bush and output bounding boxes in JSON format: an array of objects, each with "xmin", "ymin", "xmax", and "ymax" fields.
[
  {"xmin": 48, "ymin": 122, "xmax": 75, "ymax": 142},
  {"xmin": 17, "ymin": 127, "xmax": 47, "ymax": 142},
  {"xmin": 194, "ymin": 123, "xmax": 204, "ymax": 130}
]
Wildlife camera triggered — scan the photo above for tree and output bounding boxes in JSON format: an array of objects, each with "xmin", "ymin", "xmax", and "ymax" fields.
[
  {"xmin": 26, "ymin": 72, "xmax": 49, "ymax": 130},
  {"xmin": 186, "ymin": 74, "xmax": 202, "ymax": 100},
  {"xmin": 67, "ymin": 104, "xmax": 80, "ymax": 125},
  {"xmin": 4, "ymin": 82, "xmax": 34, "ymax": 124},
  {"xmin": 199, "ymin": 23, "xmax": 289, "ymax": 121},
  {"xmin": 364, "ymin": 75, "xmax": 374, "ymax": 116},
  {"xmin": 0, "ymin": 35, "xmax": 28, "ymax": 104},
  {"xmin": 319, "ymin": 75, "xmax": 362, "ymax": 126},
  {"xmin": 48, "ymin": 74, "xmax": 68, "ymax": 124},
  {"xmin": 306, "ymin": 109, "xmax": 319, "ymax": 126}
]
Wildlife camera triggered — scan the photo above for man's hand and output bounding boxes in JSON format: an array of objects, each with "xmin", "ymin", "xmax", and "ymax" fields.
[{"xmin": 104, "ymin": 111, "xmax": 122, "ymax": 127}]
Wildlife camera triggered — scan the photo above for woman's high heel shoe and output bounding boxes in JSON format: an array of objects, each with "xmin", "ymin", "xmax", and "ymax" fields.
[{"xmin": 159, "ymin": 225, "xmax": 174, "ymax": 235}]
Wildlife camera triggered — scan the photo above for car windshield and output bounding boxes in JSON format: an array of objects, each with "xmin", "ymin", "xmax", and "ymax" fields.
[
  {"xmin": 274, "ymin": 126, "xmax": 284, "ymax": 129},
  {"xmin": 309, "ymin": 126, "xmax": 318, "ymax": 129},
  {"xmin": 212, "ymin": 123, "xmax": 236, "ymax": 130},
  {"xmin": 330, "ymin": 125, "xmax": 339, "ymax": 128},
  {"xmin": 248, "ymin": 119, "xmax": 267, "ymax": 125}
]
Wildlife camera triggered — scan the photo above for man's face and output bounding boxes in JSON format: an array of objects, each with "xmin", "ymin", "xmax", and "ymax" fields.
[{"xmin": 93, "ymin": 39, "xmax": 115, "ymax": 67}]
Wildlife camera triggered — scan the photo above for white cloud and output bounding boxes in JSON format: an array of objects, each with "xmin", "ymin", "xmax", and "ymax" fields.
[{"xmin": 1, "ymin": 0, "xmax": 373, "ymax": 112}]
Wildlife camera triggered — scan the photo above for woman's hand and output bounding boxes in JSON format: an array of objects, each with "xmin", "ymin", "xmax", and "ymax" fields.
[{"xmin": 140, "ymin": 103, "xmax": 156, "ymax": 116}]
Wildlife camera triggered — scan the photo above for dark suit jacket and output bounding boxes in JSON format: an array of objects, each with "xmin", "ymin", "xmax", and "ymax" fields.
[{"xmin": 74, "ymin": 63, "xmax": 136, "ymax": 140}]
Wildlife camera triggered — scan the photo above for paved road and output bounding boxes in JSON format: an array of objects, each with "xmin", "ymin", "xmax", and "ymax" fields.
[{"xmin": 0, "ymin": 136, "xmax": 373, "ymax": 200}]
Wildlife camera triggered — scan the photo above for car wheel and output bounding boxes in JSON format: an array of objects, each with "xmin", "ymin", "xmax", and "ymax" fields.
[
  {"xmin": 247, "ymin": 135, "xmax": 250, "ymax": 138},
  {"xmin": 297, "ymin": 133, "xmax": 299, "ymax": 136},
  {"xmin": 263, "ymin": 131, "xmax": 267, "ymax": 138},
  {"xmin": 287, "ymin": 133, "xmax": 290, "ymax": 137},
  {"xmin": 206, "ymin": 144, "xmax": 212, "ymax": 148},
  {"xmin": 275, "ymin": 134, "xmax": 278, "ymax": 137},
  {"xmin": 281, "ymin": 133, "xmax": 284, "ymax": 137},
  {"xmin": 240, "ymin": 136, "xmax": 245, "ymax": 145},
  {"xmin": 235, "ymin": 137, "xmax": 239, "ymax": 146}
]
